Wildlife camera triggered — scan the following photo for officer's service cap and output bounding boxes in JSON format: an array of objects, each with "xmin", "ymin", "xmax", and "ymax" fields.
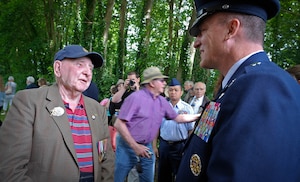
[{"xmin": 190, "ymin": 0, "xmax": 280, "ymax": 37}]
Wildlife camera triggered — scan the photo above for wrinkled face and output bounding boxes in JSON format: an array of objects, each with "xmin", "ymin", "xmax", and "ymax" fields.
[
  {"xmin": 150, "ymin": 78, "xmax": 166, "ymax": 95},
  {"xmin": 193, "ymin": 82, "xmax": 206, "ymax": 98},
  {"xmin": 193, "ymin": 13, "xmax": 228, "ymax": 69},
  {"xmin": 54, "ymin": 57, "xmax": 93, "ymax": 93},
  {"xmin": 168, "ymin": 85, "xmax": 182, "ymax": 102}
]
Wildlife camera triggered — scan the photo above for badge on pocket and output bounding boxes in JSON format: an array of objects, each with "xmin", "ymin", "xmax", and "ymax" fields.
[{"xmin": 98, "ymin": 139, "xmax": 108, "ymax": 162}]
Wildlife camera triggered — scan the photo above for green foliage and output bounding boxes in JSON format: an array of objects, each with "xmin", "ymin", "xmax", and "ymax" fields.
[
  {"xmin": 0, "ymin": 0, "xmax": 299, "ymax": 99},
  {"xmin": 265, "ymin": 0, "xmax": 300, "ymax": 69},
  {"xmin": 94, "ymin": 68, "xmax": 116, "ymax": 100},
  {"xmin": 0, "ymin": 0, "xmax": 50, "ymax": 89}
]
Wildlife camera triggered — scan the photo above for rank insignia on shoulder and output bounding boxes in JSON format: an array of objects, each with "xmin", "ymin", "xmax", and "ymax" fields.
[
  {"xmin": 250, "ymin": 62, "xmax": 261, "ymax": 66},
  {"xmin": 194, "ymin": 102, "xmax": 221, "ymax": 142},
  {"xmin": 190, "ymin": 154, "xmax": 202, "ymax": 176}
]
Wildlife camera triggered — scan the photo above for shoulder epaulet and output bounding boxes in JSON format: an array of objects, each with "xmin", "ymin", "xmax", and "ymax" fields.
[{"xmin": 250, "ymin": 62, "xmax": 262, "ymax": 67}]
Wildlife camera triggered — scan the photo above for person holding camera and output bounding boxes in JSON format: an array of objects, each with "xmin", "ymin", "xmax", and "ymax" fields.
[
  {"xmin": 109, "ymin": 71, "xmax": 141, "ymax": 182},
  {"xmin": 111, "ymin": 71, "xmax": 140, "ymax": 103},
  {"xmin": 109, "ymin": 71, "xmax": 140, "ymax": 125}
]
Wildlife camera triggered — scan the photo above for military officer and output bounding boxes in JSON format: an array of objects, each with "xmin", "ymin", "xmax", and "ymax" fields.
[{"xmin": 176, "ymin": 0, "xmax": 300, "ymax": 181}]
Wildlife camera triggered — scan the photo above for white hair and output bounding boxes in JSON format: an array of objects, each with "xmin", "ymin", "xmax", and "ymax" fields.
[
  {"xmin": 27, "ymin": 76, "xmax": 35, "ymax": 83},
  {"xmin": 8, "ymin": 76, "xmax": 14, "ymax": 81}
]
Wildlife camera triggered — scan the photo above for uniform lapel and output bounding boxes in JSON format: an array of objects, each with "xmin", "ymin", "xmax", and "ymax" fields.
[{"xmin": 214, "ymin": 52, "xmax": 270, "ymax": 101}]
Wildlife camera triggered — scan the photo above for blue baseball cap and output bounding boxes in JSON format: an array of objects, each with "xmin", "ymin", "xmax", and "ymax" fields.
[
  {"xmin": 169, "ymin": 78, "xmax": 181, "ymax": 86},
  {"xmin": 190, "ymin": 0, "xmax": 280, "ymax": 37},
  {"xmin": 54, "ymin": 45, "xmax": 104, "ymax": 68}
]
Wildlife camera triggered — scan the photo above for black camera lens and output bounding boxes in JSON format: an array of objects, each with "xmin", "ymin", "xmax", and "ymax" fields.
[{"xmin": 129, "ymin": 80, "xmax": 135, "ymax": 86}]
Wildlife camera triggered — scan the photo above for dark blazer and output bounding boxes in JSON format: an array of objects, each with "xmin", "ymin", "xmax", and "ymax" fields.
[
  {"xmin": 0, "ymin": 84, "xmax": 114, "ymax": 182},
  {"xmin": 183, "ymin": 88, "xmax": 194, "ymax": 103},
  {"xmin": 197, "ymin": 95, "xmax": 210, "ymax": 114},
  {"xmin": 25, "ymin": 83, "xmax": 39, "ymax": 89},
  {"xmin": 176, "ymin": 52, "xmax": 300, "ymax": 182}
]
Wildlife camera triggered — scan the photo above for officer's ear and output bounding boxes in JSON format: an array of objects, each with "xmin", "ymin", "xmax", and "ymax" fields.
[{"xmin": 224, "ymin": 17, "xmax": 240, "ymax": 40}]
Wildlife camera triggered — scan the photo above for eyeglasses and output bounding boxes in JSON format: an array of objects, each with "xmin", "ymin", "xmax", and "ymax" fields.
[{"xmin": 154, "ymin": 78, "xmax": 166, "ymax": 83}]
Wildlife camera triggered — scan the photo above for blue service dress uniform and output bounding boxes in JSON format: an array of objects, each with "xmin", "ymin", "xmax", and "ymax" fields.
[{"xmin": 176, "ymin": 52, "xmax": 300, "ymax": 182}]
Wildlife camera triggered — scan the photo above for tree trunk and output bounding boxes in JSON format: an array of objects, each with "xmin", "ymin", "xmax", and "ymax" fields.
[
  {"xmin": 178, "ymin": 4, "xmax": 196, "ymax": 82},
  {"xmin": 116, "ymin": 0, "xmax": 127, "ymax": 78},
  {"xmin": 136, "ymin": 0, "xmax": 154, "ymax": 73},
  {"xmin": 81, "ymin": 0, "xmax": 97, "ymax": 50},
  {"xmin": 103, "ymin": 0, "xmax": 115, "ymax": 60},
  {"xmin": 43, "ymin": 0, "xmax": 56, "ymax": 55}
]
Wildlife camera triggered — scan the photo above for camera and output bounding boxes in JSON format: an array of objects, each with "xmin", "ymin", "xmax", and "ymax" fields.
[
  {"xmin": 146, "ymin": 149, "xmax": 153, "ymax": 155},
  {"xmin": 129, "ymin": 80, "xmax": 135, "ymax": 86},
  {"xmin": 136, "ymin": 158, "xmax": 143, "ymax": 173}
]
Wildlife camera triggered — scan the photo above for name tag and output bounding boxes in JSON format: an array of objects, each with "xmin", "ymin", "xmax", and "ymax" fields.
[{"xmin": 194, "ymin": 102, "xmax": 221, "ymax": 142}]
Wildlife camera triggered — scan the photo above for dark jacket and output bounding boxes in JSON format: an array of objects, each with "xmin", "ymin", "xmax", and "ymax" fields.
[
  {"xmin": 0, "ymin": 84, "xmax": 115, "ymax": 181},
  {"xmin": 26, "ymin": 83, "xmax": 39, "ymax": 89},
  {"xmin": 176, "ymin": 52, "xmax": 300, "ymax": 182}
]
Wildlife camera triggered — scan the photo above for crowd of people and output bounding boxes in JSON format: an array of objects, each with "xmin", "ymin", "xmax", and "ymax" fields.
[
  {"xmin": 1, "ymin": 0, "xmax": 300, "ymax": 182},
  {"xmin": 0, "ymin": 75, "xmax": 50, "ymax": 115}
]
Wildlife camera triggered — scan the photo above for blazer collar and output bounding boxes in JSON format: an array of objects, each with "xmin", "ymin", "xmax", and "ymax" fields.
[{"xmin": 45, "ymin": 84, "xmax": 78, "ymax": 163}]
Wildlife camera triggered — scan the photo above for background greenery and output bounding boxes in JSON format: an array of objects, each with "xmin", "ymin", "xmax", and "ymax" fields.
[{"xmin": 0, "ymin": 0, "xmax": 299, "ymax": 100}]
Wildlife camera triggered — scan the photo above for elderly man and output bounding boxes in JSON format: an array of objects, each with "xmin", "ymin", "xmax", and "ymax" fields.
[
  {"xmin": 25, "ymin": 76, "xmax": 39, "ymax": 89},
  {"xmin": 176, "ymin": 0, "xmax": 300, "ymax": 182},
  {"xmin": 114, "ymin": 67, "xmax": 200, "ymax": 182},
  {"xmin": 0, "ymin": 45, "xmax": 114, "ymax": 182},
  {"xmin": 189, "ymin": 82, "xmax": 210, "ymax": 114}
]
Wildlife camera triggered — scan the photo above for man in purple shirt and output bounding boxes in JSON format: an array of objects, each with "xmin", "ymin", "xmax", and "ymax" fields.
[{"xmin": 114, "ymin": 66, "xmax": 200, "ymax": 182}]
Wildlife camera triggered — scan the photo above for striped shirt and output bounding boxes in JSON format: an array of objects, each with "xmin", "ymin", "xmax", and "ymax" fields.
[{"xmin": 64, "ymin": 96, "xmax": 93, "ymax": 173}]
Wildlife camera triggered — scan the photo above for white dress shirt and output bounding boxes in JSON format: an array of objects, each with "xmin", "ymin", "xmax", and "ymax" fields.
[{"xmin": 190, "ymin": 96, "xmax": 204, "ymax": 114}]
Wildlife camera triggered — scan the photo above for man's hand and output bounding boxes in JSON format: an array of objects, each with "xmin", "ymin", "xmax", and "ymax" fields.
[
  {"xmin": 132, "ymin": 143, "xmax": 152, "ymax": 158},
  {"xmin": 124, "ymin": 79, "xmax": 130, "ymax": 88},
  {"xmin": 152, "ymin": 145, "xmax": 159, "ymax": 158}
]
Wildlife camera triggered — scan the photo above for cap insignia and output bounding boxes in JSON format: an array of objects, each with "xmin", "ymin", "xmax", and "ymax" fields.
[{"xmin": 222, "ymin": 4, "xmax": 230, "ymax": 9}]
